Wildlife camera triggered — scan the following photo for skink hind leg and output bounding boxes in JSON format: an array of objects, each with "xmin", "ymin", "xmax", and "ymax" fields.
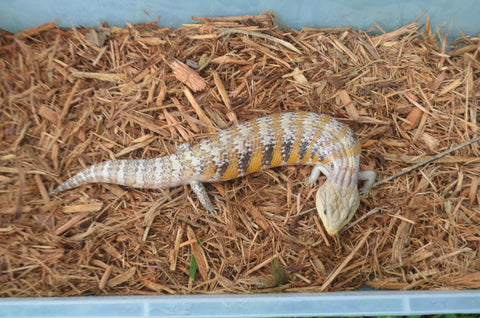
[
  {"xmin": 358, "ymin": 170, "xmax": 376, "ymax": 197},
  {"xmin": 190, "ymin": 181, "xmax": 216, "ymax": 213}
]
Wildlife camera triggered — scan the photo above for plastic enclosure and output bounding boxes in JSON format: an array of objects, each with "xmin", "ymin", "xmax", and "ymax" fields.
[
  {"xmin": 1, "ymin": 291, "xmax": 480, "ymax": 317},
  {"xmin": 1, "ymin": 0, "xmax": 480, "ymax": 317},
  {"xmin": 2, "ymin": 0, "xmax": 480, "ymax": 39}
]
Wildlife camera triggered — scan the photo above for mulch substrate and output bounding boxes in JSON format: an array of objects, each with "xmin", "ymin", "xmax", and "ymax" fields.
[{"xmin": 1, "ymin": 13, "xmax": 479, "ymax": 296}]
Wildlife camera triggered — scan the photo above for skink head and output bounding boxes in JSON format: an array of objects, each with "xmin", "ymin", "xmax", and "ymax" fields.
[{"xmin": 315, "ymin": 182, "xmax": 360, "ymax": 236}]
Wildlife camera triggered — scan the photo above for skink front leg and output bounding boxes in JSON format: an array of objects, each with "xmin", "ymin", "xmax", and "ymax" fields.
[
  {"xmin": 358, "ymin": 170, "xmax": 376, "ymax": 197},
  {"xmin": 305, "ymin": 164, "xmax": 330, "ymax": 187}
]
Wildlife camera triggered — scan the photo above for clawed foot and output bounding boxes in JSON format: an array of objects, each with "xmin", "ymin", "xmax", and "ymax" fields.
[
  {"xmin": 358, "ymin": 170, "xmax": 376, "ymax": 198},
  {"xmin": 304, "ymin": 176, "xmax": 316, "ymax": 187},
  {"xmin": 359, "ymin": 187, "xmax": 371, "ymax": 198}
]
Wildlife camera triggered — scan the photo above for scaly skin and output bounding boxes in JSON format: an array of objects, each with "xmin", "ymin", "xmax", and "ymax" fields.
[{"xmin": 51, "ymin": 112, "xmax": 376, "ymax": 235}]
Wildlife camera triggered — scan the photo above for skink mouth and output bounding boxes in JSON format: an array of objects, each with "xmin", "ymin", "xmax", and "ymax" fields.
[{"xmin": 326, "ymin": 228, "xmax": 340, "ymax": 236}]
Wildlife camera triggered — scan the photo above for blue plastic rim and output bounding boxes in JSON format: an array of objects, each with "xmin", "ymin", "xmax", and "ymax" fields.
[
  {"xmin": 1, "ymin": 290, "xmax": 480, "ymax": 317},
  {"xmin": 1, "ymin": 0, "xmax": 480, "ymax": 41}
]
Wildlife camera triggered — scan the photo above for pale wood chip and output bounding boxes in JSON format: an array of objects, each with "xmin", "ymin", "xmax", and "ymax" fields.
[{"xmin": 170, "ymin": 59, "xmax": 207, "ymax": 92}]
